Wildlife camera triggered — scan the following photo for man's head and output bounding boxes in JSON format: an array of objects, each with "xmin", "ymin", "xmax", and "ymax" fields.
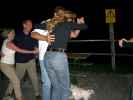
[
  {"xmin": 64, "ymin": 10, "xmax": 77, "ymax": 22},
  {"xmin": 54, "ymin": 6, "xmax": 66, "ymax": 18},
  {"xmin": 46, "ymin": 6, "xmax": 66, "ymax": 31},
  {"xmin": 22, "ymin": 19, "xmax": 33, "ymax": 33}
]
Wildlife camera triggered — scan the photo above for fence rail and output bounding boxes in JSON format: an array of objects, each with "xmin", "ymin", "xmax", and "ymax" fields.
[
  {"xmin": 69, "ymin": 39, "xmax": 119, "ymax": 42},
  {"xmin": 67, "ymin": 52, "xmax": 133, "ymax": 57},
  {"xmin": 68, "ymin": 39, "xmax": 133, "ymax": 71}
]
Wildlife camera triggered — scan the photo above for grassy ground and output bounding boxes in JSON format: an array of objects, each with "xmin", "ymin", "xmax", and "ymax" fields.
[{"xmin": 69, "ymin": 62, "xmax": 133, "ymax": 74}]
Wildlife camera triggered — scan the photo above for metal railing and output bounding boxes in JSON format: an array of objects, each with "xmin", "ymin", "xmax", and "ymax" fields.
[{"xmin": 68, "ymin": 39, "xmax": 132, "ymax": 71}]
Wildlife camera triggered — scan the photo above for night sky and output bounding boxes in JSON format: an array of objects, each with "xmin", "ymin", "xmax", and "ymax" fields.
[
  {"xmin": 0, "ymin": 0, "xmax": 133, "ymax": 64},
  {"xmin": 0, "ymin": 0, "xmax": 132, "ymax": 39}
]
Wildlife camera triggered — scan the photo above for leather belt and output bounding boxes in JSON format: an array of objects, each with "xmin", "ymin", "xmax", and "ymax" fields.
[{"xmin": 47, "ymin": 48, "xmax": 65, "ymax": 52}]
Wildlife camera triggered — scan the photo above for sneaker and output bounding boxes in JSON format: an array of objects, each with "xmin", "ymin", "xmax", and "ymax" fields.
[
  {"xmin": 36, "ymin": 95, "xmax": 41, "ymax": 100},
  {"xmin": 3, "ymin": 96, "xmax": 14, "ymax": 100}
]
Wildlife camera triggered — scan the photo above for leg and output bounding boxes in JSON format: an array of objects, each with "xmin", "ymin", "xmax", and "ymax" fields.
[
  {"xmin": 39, "ymin": 59, "xmax": 51, "ymax": 100},
  {"xmin": 0, "ymin": 63, "xmax": 22, "ymax": 100},
  {"xmin": 46, "ymin": 52, "xmax": 70, "ymax": 100},
  {"xmin": 27, "ymin": 59, "xmax": 40, "ymax": 96},
  {"xmin": 6, "ymin": 63, "xmax": 26, "ymax": 96}
]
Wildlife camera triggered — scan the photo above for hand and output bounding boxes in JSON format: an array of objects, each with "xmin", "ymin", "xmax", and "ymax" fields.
[
  {"xmin": 47, "ymin": 34, "xmax": 55, "ymax": 45},
  {"xmin": 33, "ymin": 48, "xmax": 39, "ymax": 54},
  {"xmin": 118, "ymin": 38, "xmax": 127, "ymax": 48},
  {"xmin": 77, "ymin": 17, "xmax": 85, "ymax": 24},
  {"xmin": 70, "ymin": 30, "xmax": 80, "ymax": 38}
]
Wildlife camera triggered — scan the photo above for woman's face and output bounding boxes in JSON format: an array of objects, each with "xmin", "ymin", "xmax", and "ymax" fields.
[{"xmin": 8, "ymin": 31, "xmax": 15, "ymax": 40}]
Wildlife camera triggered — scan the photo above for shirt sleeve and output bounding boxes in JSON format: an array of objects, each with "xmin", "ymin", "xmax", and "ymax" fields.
[
  {"xmin": 70, "ymin": 22, "xmax": 88, "ymax": 30},
  {"xmin": 32, "ymin": 29, "xmax": 48, "ymax": 35},
  {"xmin": 34, "ymin": 23, "xmax": 47, "ymax": 30},
  {"xmin": 123, "ymin": 41, "xmax": 133, "ymax": 49},
  {"xmin": 33, "ymin": 21, "xmax": 48, "ymax": 36}
]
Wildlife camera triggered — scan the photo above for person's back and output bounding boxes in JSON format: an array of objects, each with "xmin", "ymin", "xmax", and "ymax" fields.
[{"xmin": 51, "ymin": 20, "xmax": 87, "ymax": 49}]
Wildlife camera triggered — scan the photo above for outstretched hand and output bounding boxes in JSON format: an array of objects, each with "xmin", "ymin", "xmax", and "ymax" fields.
[{"xmin": 118, "ymin": 38, "xmax": 128, "ymax": 48}]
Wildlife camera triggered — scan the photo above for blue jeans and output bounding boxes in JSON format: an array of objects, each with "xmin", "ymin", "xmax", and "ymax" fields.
[
  {"xmin": 44, "ymin": 51, "xmax": 70, "ymax": 100},
  {"xmin": 39, "ymin": 60, "xmax": 51, "ymax": 100}
]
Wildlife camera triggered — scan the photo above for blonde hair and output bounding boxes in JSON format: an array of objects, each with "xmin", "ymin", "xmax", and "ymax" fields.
[
  {"xmin": 64, "ymin": 10, "xmax": 77, "ymax": 22},
  {"xmin": 1, "ymin": 28, "xmax": 15, "ymax": 38},
  {"xmin": 46, "ymin": 15, "xmax": 65, "ymax": 31},
  {"xmin": 46, "ymin": 10, "xmax": 77, "ymax": 31},
  {"xmin": 54, "ymin": 6, "xmax": 65, "ymax": 17}
]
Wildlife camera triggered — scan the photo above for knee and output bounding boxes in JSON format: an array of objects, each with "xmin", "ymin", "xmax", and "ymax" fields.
[
  {"xmin": 42, "ymin": 79, "xmax": 51, "ymax": 88},
  {"xmin": 12, "ymin": 78, "xmax": 20, "ymax": 86}
]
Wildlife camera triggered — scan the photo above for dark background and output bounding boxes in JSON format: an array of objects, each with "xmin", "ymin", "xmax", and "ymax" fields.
[
  {"xmin": 0, "ymin": 0, "xmax": 133, "ymax": 64},
  {"xmin": 0, "ymin": 0, "xmax": 132, "ymax": 38}
]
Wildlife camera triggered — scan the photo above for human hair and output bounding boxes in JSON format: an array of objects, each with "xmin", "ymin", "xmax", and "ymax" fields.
[
  {"xmin": 46, "ymin": 7, "xmax": 66, "ymax": 31},
  {"xmin": 46, "ymin": 16, "xmax": 64, "ymax": 31},
  {"xmin": 22, "ymin": 19, "xmax": 32, "ymax": 25},
  {"xmin": 1, "ymin": 28, "xmax": 15, "ymax": 38},
  {"xmin": 54, "ymin": 6, "xmax": 65, "ymax": 13},
  {"xmin": 64, "ymin": 10, "xmax": 77, "ymax": 22},
  {"xmin": 46, "ymin": 10, "xmax": 77, "ymax": 31},
  {"xmin": 54, "ymin": 6, "xmax": 66, "ymax": 18}
]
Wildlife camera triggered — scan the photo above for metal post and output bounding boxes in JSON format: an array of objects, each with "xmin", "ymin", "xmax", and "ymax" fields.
[{"xmin": 109, "ymin": 23, "xmax": 116, "ymax": 71}]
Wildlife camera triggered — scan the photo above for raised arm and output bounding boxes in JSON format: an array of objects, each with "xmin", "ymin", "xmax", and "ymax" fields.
[
  {"xmin": 7, "ymin": 41, "xmax": 36, "ymax": 54},
  {"xmin": 31, "ymin": 32, "xmax": 55, "ymax": 44},
  {"xmin": 70, "ymin": 17, "xmax": 88, "ymax": 38},
  {"xmin": 118, "ymin": 38, "xmax": 133, "ymax": 48},
  {"xmin": 127, "ymin": 38, "xmax": 133, "ymax": 42}
]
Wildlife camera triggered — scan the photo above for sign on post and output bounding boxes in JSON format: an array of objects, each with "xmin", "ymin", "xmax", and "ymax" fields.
[
  {"xmin": 105, "ymin": 9, "xmax": 116, "ymax": 71},
  {"xmin": 105, "ymin": 9, "xmax": 116, "ymax": 23}
]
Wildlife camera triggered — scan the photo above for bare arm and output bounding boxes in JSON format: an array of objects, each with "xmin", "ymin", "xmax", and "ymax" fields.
[
  {"xmin": 31, "ymin": 32, "xmax": 48, "ymax": 41},
  {"xmin": 7, "ymin": 41, "xmax": 36, "ymax": 54},
  {"xmin": 118, "ymin": 38, "xmax": 133, "ymax": 48},
  {"xmin": 31, "ymin": 32, "xmax": 55, "ymax": 44},
  {"xmin": 127, "ymin": 38, "xmax": 133, "ymax": 42},
  {"xmin": 70, "ymin": 30, "xmax": 80, "ymax": 38},
  {"xmin": 119, "ymin": 38, "xmax": 133, "ymax": 43}
]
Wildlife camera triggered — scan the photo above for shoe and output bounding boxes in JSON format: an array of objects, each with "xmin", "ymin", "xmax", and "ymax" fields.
[
  {"xmin": 36, "ymin": 95, "xmax": 41, "ymax": 100},
  {"xmin": 3, "ymin": 96, "xmax": 14, "ymax": 100}
]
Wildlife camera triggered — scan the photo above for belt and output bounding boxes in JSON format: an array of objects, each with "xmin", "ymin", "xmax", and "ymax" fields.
[{"xmin": 47, "ymin": 48, "xmax": 65, "ymax": 52}]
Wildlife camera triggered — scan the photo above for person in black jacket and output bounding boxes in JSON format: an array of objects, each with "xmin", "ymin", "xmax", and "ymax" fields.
[
  {"xmin": 31, "ymin": 8, "xmax": 88, "ymax": 100},
  {"xmin": 6, "ymin": 20, "xmax": 40, "ymax": 100}
]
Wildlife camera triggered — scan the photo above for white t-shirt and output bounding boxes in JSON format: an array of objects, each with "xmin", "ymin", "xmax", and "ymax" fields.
[
  {"xmin": 1, "ymin": 39, "xmax": 15, "ymax": 64},
  {"xmin": 32, "ymin": 29, "xmax": 48, "ymax": 60}
]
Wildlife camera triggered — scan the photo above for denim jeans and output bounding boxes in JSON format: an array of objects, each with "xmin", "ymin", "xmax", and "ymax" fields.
[
  {"xmin": 39, "ymin": 60, "xmax": 51, "ymax": 100},
  {"xmin": 44, "ymin": 51, "xmax": 70, "ymax": 100}
]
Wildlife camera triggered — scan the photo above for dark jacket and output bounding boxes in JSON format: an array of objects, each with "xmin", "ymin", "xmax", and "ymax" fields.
[{"xmin": 13, "ymin": 30, "xmax": 38, "ymax": 63}]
